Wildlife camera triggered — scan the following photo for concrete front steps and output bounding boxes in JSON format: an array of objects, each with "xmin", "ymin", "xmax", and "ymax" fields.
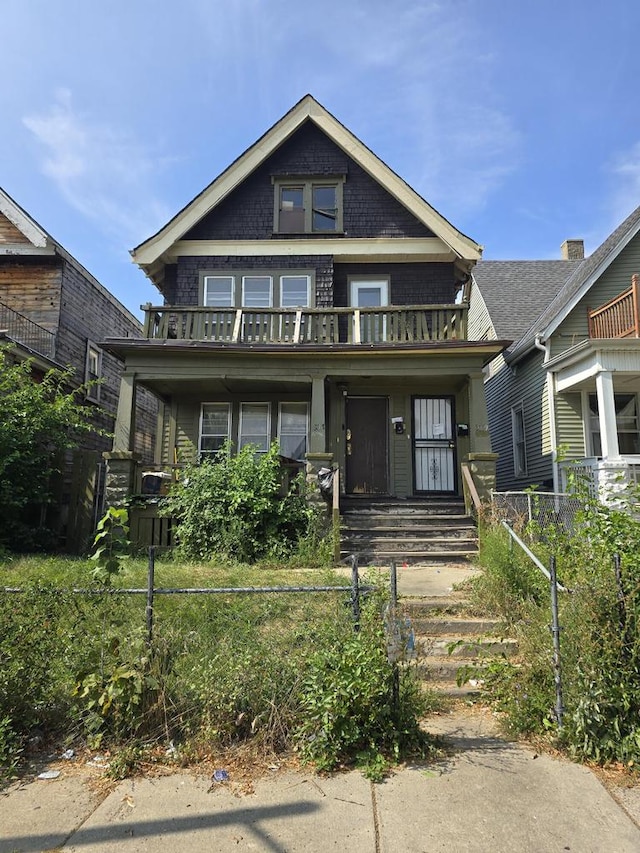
[
  {"xmin": 402, "ymin": 595, "xmax": 518, "ymax": 697},
  {"xmin": 340, "ymin": 497, "xmax": 478, "ymax": 566}
]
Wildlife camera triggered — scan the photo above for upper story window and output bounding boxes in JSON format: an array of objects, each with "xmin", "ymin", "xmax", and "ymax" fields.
[
  {"xmin": 85, "ymin": 342, "xmax": 102, "ymax": 402},
  {"xmin": 201, "ymin": 271, "xmax": 313, "ymax": 308},
  {"xmin": 273, "ymin": 177, "xmax": 344, "ymax": 234}
]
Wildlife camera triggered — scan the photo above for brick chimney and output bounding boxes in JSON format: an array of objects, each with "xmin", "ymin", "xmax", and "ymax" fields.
[{"xmin": 561, "ymin": 239, "xmax": 584, "ymax": 260}]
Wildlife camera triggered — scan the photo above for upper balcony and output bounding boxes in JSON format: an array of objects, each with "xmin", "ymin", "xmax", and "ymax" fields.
[
  {"xmin": 0, "ymin": 300, "xmax": 56, "ymax": 359},
  {"xmin": 588, "ymin": 275, "xmax": 640, "ymax": 340},
  {"xmin": 142, "ymin": 303, "xmax": 468, "ymax": 346}
]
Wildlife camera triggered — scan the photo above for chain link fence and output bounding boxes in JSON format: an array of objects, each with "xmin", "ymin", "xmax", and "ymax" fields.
[{"xmin": 490, "ymin": 491, "xmax": 585, "ymax": 534}]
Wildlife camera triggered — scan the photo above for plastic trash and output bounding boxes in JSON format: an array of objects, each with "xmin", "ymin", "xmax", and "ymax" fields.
[
  {"xmin": 317, "ymin": 467, "xmax": 334, "ymax": 498},
  {"xmin": 212, "ymin": 769, "xmax": 229, "ymax": 783},
  {"xmin": 60, "ymin": 748, "xmax": 75, "ymax": 760},
  {"xmin": 37, "ymin": 770, "xmax": 61, "ymax": 780}
]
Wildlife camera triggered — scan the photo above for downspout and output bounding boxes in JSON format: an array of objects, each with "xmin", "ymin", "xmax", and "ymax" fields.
[{"xmin": 534, "ymin": 335, "xmax": 560, "ymax": 492}]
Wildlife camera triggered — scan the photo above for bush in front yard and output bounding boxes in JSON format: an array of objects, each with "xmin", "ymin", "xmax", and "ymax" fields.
[{"xmin": 159, "ymin": 442, "xmax": 325, "ymax": 562}]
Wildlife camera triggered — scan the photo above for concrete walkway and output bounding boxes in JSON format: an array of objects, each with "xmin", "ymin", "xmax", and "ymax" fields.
[{"xmin": 2, "ymin": 706, "xmax": 640, "ymax": 853}]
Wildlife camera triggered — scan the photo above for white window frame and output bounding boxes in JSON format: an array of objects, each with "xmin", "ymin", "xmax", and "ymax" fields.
[
  {"xmin": 199, "ymin": 403, "xmax": 231, "ymax": 457},
  {"xmin": 278, "ymin": 402, "xmax": 309, "ymax": 461},
  {"xmin": 85, "ymin": 342, "xmax": 102, "ymax": 402},
  {"xmin": 349, "ymin": 278, "xmax": 389, "ymax": 342},
  {"xmin": 239, "ymin": 402, "xmax": 271, "ymax": 453},
  {"xmin": 241, "ymin": 275, "xmax": 273, "ymax": 309},
  {"xmin": 203, "ymin": 275, "xmax": 235, "ymax": 307},
  {"xmin": 511, "ymin": 402, "xmax": 527, "ymax": 477},
  {"xmin": 280, "ymin": 275, "xmax": 311, "ymax": 308}
]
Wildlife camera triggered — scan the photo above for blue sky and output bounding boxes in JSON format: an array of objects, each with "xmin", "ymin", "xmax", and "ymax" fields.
[{"xmin": 3, "ymin": 0, "xmax": 640, "ymax": 317}]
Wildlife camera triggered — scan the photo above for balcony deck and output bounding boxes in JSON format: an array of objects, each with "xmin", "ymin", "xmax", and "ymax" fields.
[
  {"xmin": 588, "ymin": 274, "xmax": 640, "ymax": 339},
  {"xmin": 142, "ymin": 303, "xmax": 468, "ymax": 345}
]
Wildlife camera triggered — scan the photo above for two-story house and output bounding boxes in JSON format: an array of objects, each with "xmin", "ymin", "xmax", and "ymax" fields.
[
  {"xmin": 0, "ymin": 187, "xmax": 157, "ymax": 550},
  {"xmin": 470, "ymin": 205, "xmax": 640, "ymax": 500},
  {"xmin": 103, "ymin": 96, "xmax": 508, "ymax": 550}
]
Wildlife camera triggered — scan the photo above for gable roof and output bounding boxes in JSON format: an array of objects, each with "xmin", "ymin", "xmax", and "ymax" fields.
[
  {"xmin": 0, "ymin": 187, "xmax": 141, "ymax": 328},
  {"xmin": 507, "ymin": 204, "xmax": 640, "ymax": 362},
  {"xmin": 472, "ymin": 259, "xmax": 583, "ymax": 344},
  {"xmin": 132, "ymin": 95, "xmax": 482, "ymax": 279}
]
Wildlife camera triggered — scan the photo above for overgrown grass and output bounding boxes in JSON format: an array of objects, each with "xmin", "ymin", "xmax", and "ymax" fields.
[
  {"xmin": 468, "ymin": 504, "xmax": 640, "ymax": 768},
  {"xmin": 0, "ymin": 555, "xmax": 435, "ymax": 782}
]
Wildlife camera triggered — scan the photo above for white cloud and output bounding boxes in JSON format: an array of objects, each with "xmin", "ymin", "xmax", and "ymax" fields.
[
  {"xmin": 23, "ymin": 89, "xmax": 172, "ymax": 246},
  {"xmin": 608, "ymin": 141, "xmax": 640, "ymax": 223}
]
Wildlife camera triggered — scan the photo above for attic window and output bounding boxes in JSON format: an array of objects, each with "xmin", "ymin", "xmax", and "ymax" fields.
[{"xmin": 273, "ymin": 177, "xmax": 344, "ymax": 234}]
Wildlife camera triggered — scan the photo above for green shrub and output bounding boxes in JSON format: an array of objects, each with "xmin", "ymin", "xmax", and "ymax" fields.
[{"xmin": 159, "ymin": 442, "xmax": 325, "ymax": 563}]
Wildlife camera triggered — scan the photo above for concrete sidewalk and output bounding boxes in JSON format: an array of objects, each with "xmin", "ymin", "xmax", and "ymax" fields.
[{"xmin": 2, "ymin": 708, "xmax": 640, "ymax": 853}]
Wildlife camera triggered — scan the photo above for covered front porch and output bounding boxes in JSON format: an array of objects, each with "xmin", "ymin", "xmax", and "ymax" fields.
[
  {"xmin": 550, "ymin": 337, "xmax": 640, "ymax": 500},
  {"xmin": 102, "ymin": 340, "xmax": 503, "ymax": 513}
]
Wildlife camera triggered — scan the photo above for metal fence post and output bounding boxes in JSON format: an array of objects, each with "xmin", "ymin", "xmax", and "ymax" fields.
[
  {"xmin": 390, "ymin": 560, "xmax": 400, "ymax": 711},
  {"xmin": 549, "ymin": 555, "xmax": 564, "ymax": 731},
  {"xmin": 350, "ymin": 554, "xmax": 360, "ymax": 631},
  {"xmin": 146, "ymin": 546, "xmax": 155, "ymax": 644}
]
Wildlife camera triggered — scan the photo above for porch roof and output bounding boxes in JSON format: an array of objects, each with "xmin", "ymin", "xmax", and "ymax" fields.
[{"xmin": 548, "ymin": 337, "xmax": 640, "ymax": 393}]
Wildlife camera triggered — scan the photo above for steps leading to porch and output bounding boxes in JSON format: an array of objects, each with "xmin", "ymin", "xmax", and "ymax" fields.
[
  {"xmin": 402, "ymin": 595, "xmax": 518, "ymax": 697},
  {"xmin": 340, "ymin": 497, "xmax": 478, "ymax": 566}
]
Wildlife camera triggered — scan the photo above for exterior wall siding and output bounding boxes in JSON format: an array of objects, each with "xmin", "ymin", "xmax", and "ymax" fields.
[
  {"xmin": 486, "ymin": 351, "xmax": 553, "ymax": 490},
  {"xmin": 332, "ymin": 262, "xmax": 455, "ymax": 306},
  {"xmin": 182, "ymin": 122, "xmax": 433, "ymax": 242},
  {"xmin": 467, "ymin": 282, "xmax": 495, "ymax": 341},
  {"xmin": 555, "ymin": 392, "xmax": 585, "ymax": 459},
  {"xmin": 0, "ymin": 260, "xmax": 62, "ymax": 332}
]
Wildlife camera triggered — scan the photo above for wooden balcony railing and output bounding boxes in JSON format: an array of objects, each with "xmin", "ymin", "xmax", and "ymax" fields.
[
  {"xmin": 142, "ymin": 303, "xmax": 468, "ymax": 345},
  {"xmin": 588, "ymin": 274, "xmax": 640, "ymax": 339}
]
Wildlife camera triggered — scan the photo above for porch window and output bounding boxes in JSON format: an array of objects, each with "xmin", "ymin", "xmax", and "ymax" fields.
[
  {"xmin": 589, "ymin": 393, "xmax": 640, "ymax": 455},
  {"xmin": 200, "ymin": 403, "xmax": 230, "ymax": 455},
  {"xmin": 239, "ymin": 403, "xmax": 270, "ymax": 453},
  {"xmin": 280, "ymin": 275, "xmax": 311, "ymax": 307},
  {"xmin": 279, "ymin": 402, "xmax": 308, "ymax": 461},
  {"xmin": 511, "ymin": 403, "xmax": 527, "ymax": 477}
]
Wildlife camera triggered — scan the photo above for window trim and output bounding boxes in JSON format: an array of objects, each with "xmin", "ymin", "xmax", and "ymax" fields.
[
  {"xmin": 203, "ymin": 275, "xmax": 235, "ymax": 307},
  {"xmin": 241, "ymin": 275, "xmax": 273, "ymax": 309},
  {"xmin": 85, "ymin": 342, "xmax": 102, "ymax": 402},
  {"xmin": 272, "ymin": 176, "xmax": 345, "ymax": 234},
  {"xmin": 199, "ymin": 402, "xmax": 231, "ymax": 457},
  {"xmin": 511, "ymin": 401, "xmax": 527, "ymax": 478},
  {"xmin": 200, "ymin": 270, "xmax": 314, "ymax": 308}
]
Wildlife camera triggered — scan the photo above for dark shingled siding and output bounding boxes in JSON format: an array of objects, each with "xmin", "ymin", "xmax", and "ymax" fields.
[
  {"xmin": 333, "ymin": 262, "xmax": 456, "ymax": 306},
  {"xmin": 182, "ymin": 121, "xmax": 433, "ymax": 241}
]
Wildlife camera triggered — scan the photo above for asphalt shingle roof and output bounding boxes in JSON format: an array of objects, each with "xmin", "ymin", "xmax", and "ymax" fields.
[{"xmin": 472, "ymin": 259, "xmax": 582, "ymax": 344}]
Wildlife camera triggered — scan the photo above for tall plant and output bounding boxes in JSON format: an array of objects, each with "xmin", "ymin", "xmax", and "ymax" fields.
[
  {"xmin": 0, "ymin": 349, "xmax": 96, "ymax": 550},
  {"xmin": 159, "ymin": 442, "xmax": 321, "ymax": 562}
]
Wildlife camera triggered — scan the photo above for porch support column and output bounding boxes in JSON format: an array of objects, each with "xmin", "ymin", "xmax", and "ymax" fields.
[
  {"xmin": 466, "ymin": 372, "xmax": 497, "ymax": 502},
  {"xmin": 113, "ymin": 372, "xmax": 137, "ymax": 453},
  {"xmin": 468, "ymin": 372, "xmax": 492, "ymax": 453},
  {"xmin": 306, "ymin": 374, "xmax": 333, "ymax": 487},
  {"xmin": 309, "ymin": 375, "xmax": 327, "ymax": 454},
  {"xmin": 595, "ymin": 370, "xmax": 620, "ymax": 460}
]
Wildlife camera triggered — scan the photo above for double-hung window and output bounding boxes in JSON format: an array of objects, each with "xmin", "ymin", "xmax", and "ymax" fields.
[
  {"xmin": 203, "ymin": 276, "xmax": 234, "ymax": 307},
  {"xmin": 274, "ymin": 178, "xmax": 343, "ymax": 234},
  {"xmin": 279, "ymin": 402, "xmax": 308, "ymax": 461},
  {"xmin": 511, "ymin": 403, "xmax": 527, "ymax": 477},
  {"xmin": 239, "ymin": 403, "xmax": 270, "ymax": 453},
  {"xmin": 85, "ymin": 342, "xmax": 102, "ymax": 402},
  {"xmin": 200, "ymin": 403, "xmax": 231, "ymax": 455}
]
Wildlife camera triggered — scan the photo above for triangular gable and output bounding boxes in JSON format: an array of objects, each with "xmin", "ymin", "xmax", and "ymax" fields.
[
  {"xmin": 132, "ymin": 95, "xmax": 482, "ymax": 271},
  {"xmin": 0, "ymin": 189, "xmax": 50, "ymax": 249},
  {"xmin": 507, "ymin": 205, "xmax": 640, "ymax": 363}
]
